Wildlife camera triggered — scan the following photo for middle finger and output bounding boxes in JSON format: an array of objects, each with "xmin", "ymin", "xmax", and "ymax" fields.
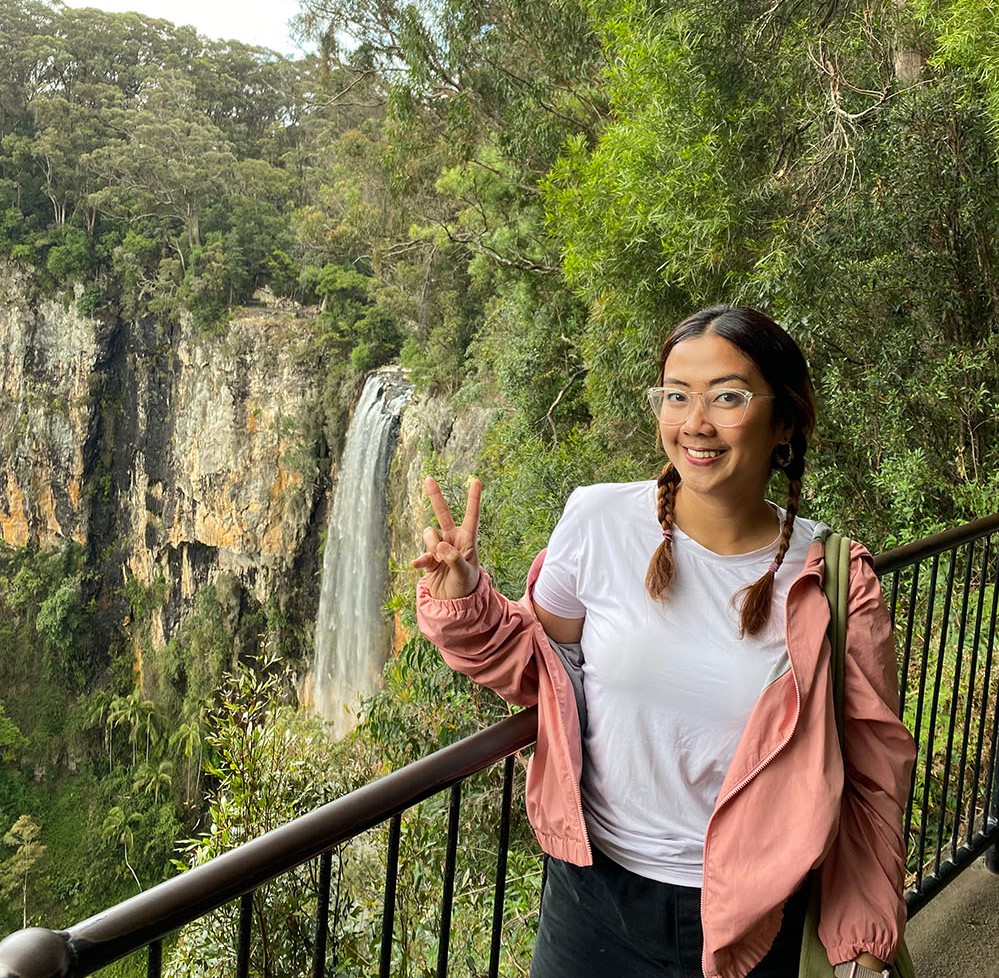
[{"xmin": 425, "ymin": 477, "xmax": 457, "ymax": 533}]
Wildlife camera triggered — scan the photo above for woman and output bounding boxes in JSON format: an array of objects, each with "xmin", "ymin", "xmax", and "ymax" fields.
[{"xmin": 413, "ymin": 306, "xmax": 916, "ymax": 978}]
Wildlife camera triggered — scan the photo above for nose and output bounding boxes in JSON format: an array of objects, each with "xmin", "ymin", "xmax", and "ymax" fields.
[{"xmin": 681, "ymin": 393, "xmax": 715, "ymax": 432}]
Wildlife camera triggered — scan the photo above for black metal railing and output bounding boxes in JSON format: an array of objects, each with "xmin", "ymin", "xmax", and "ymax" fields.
[
  {"xmin": 876, "ymin": 513, "xmax": 999, "ymax": 914},
  {"xmin": 1, "ymin": 515, "xmax": 998, "ymax": 978}
]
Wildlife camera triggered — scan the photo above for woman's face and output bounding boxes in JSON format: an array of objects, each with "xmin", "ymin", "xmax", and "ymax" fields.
[{"xmin": 657, "ymin": 333, "xmax": 789, "ymax": 506}]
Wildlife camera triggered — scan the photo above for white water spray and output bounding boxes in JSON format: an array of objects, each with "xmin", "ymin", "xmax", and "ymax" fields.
[{"xmin": 313, "ymin": 369, "xmax": 412, "ymax": 738}]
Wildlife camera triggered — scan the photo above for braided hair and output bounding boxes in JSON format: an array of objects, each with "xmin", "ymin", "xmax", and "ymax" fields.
[{"xmin": 645, "ymin": 306, "xmax": 817, "ymax": 636}]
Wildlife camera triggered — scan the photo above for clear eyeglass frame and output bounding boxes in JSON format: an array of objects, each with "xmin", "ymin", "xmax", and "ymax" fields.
[{"xmin": 646, "ymin": 386, "xmax": 775, "ymax": 428}]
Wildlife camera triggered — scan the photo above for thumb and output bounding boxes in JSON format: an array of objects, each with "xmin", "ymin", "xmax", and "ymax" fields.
[
  {"xmin": 435, "ymin": 541, "xmax": 464, "ymax": 564},
  {"xmin": 436, "ymin": 541, "xmax": 478, "ymax": 577}
]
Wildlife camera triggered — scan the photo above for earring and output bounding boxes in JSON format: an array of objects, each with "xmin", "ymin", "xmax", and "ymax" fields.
[{"xmin": 774, "ymin": 442, "xmax": 794, "ymax": 469}]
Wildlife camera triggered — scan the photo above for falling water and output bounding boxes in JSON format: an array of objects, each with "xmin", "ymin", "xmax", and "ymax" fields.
[{"xmin": 313, "ymin": 368, "xmax": 413, "ymax": 738}]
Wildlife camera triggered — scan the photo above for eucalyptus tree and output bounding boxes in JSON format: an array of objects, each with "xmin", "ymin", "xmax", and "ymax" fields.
[{"xmin": 83, "ymin": 70, "xmax": 237, "ymax": 254}]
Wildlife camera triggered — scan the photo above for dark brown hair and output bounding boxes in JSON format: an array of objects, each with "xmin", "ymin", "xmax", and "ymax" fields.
[{"xmin": 645, "ymin": 305, "xmax": 817, "ymax": 635}]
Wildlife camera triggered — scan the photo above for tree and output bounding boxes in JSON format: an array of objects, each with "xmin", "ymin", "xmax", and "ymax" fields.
[
  {"xmin": 85, "ymin": 71, "xmax": 237, "ymax": 253},
  {"xmin": 294, "ymin": 0, "xmax": 606, "ymax": 393},
  {"xmin": 166, "ymin": 659, "xmax": 371, "ymax": 978},
  {"xmin": 169, "ymin": 720, "xmax": 203, "ymax": 803},
  {"xmin": 0, "ymin": 815, "xmax": 46, "ymax": 928},
  {"xmin": 101, "ymin": 806, "xmax": 144, "ymax": 892},
  {"xmin": 133, "ymin": 759, "xmax": 174, "ymax": 804},
  {"xmin": 0, "ymin": 701, "xmax": 28, "ymax": 762}
]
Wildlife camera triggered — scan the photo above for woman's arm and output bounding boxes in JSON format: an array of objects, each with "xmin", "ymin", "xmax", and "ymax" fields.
[
  {"xmin": 819, "ymin": 544, "xmax": 918, "ymax": 966},
  {"xmin": 533, "ymin": 601, "xmax": 584, "ymax": 644},
  {"xmin": 416, "ymin": 562, "xmax": 545, "ymax": 706}
]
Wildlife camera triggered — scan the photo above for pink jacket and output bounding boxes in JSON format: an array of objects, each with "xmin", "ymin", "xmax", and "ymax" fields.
[{"xmin": 417, "ymin": 536, "xmax": 917, "ymax": 978}]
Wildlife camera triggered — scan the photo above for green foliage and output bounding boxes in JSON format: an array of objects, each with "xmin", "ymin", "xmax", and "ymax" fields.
[
  {"xmin": 0, "ymin": 706, "xmax": 27, "ymax": 763},
  {"xmin": 164, "ymin": 658, "xmax": 373, "ymax": 977},
  {"xmin": 0, "ymin": 542, "xmax": 100, "ymax": 708},
  {"xmin": 308, "ymin": 263, "xmax": 405, "ymax": 374},
  {"xmin": 179, "ymin": 236, "xmax": 235, "ymax": 331},
  {"xmin": 912, "ymin": 0, "xmax": 999, "ymax": 129},
  {"xmin": 44, "ymin": 226, "xmax": 91, "ymax": 282},
  {"xmin": 0, "ymin": 815, "xmax": 45, "ymax": 929},
  {"xmin": 75, "ymin": 283, "xmax": 103, "ymax": 317}
]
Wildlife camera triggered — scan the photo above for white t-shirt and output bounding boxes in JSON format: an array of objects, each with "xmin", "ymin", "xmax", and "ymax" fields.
[{"xmin": 532, "ymin": 481, "xmax": 815, "ymax": 886}]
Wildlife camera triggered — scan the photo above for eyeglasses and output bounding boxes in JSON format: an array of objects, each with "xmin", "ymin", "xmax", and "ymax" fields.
[{"xmin": 646, "ymin": 387, "xmax": 775, "ymax": 428}]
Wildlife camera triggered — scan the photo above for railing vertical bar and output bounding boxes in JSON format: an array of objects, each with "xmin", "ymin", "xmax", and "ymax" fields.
[
  {"xmin": 147, "ymin": 940, "xmax": 162, "ymax": 978},
  {"xmin": 898, "ymin": 564, "xmax": 921, "ymax": 707},
  {"xmin": 488, "ymin": 754, "xmax": 517, "ymax": 978},
  {"xmin": 887, "ymin": 569, "xmax": 902, "ymax": 628},
  {"xmin": 380, "ymin": 814, "xmax": 402, "ymax": 978},
  {"xmin": 900, "ymin": 563, "xmax": 921, "ymax": 852},
  {"xmin": 312, "ymin": 848, "xmax": 333, "ymax": 978},
  {"xmin": 913, "ymin": 556, "xmax": 940, "ymax": 889},
  {"xmin": 981, "ymin": 545, "xmax": 999, "ymax": 842},
  {"xmin": 931, "ymin": 551, "xmax": 958, "ymax": 877},
  {"xmin": 236, "ymin": 891, "xmax": 253, "ymax": 978},
  {"xmin": 968, "ymin": 535, "xmax": 999, "ymax": 844},
  {"xmin": 960, "ymin": 535, "xmax": 991, "ymax": 845},
  {"xmin": 436, "ymin": 783, "xmax": 463, "ymax": 978},
  {"xmin": 941, "ymin": 541, "xmax": 976, "ymax": 863}
]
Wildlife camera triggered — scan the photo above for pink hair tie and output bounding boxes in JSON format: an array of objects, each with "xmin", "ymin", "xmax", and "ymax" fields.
[
  {"xmin": 768, "ymin": 560, "xmax": 779, "ymax": 574},
  {"xmin": 662, "ymin": 527, "xmax": 673, "ymax": 541}
]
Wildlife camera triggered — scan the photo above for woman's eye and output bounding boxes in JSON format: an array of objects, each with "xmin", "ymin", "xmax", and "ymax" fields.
[
  {"xmin": 711, "ymin": 390, "xmax": 746, "ymax": 408},
  {"xmin": 665, "ymin": 390, "xmax": 688, "ymax": 405}
]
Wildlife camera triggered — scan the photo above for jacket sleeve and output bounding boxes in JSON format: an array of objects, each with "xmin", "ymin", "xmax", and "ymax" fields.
[
  {"xmin": 819, "ymin": 543, "xmax": 918, "ymax": 966},
  {"xmin": 415, "ymin": 553, "xmax": 551, "ymax": 708}
]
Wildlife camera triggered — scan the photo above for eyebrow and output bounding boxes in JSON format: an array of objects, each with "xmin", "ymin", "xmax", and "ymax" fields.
[{"xmin": 661, "ymin": 373, "xmax": 753, "ymax": 387}]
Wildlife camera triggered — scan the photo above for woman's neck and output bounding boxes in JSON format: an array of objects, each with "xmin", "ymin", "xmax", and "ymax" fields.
[{"xmin": 672, "ymin": 487, "xmax": 780, "ymax": 555}]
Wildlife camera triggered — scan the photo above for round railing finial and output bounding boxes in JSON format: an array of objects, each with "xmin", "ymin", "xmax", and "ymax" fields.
[{"xmin": 0, "ymin": 928, "xmax": 72, "ymax": 978}]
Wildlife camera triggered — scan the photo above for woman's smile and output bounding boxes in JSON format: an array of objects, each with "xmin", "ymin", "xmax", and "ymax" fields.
[{"xmin": 682, "ymin": 447, "xmax": 726, "ymax": 463}]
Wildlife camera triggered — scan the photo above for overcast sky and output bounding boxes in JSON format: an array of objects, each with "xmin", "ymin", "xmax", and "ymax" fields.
[{"xmin": 59, "ymin": 0, "xmax": 312, "ymax": 56}]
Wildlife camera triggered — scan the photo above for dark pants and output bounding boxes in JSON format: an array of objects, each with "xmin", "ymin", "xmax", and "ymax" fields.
[{"xmin": 531, "ymin": 847, "xmax": 808, "ymax": 978}]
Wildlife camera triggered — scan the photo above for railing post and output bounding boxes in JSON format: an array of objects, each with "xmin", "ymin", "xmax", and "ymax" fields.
[
  {"xmin": 0, "ymin": 928, "xmax": 72, "ymax": 978},
  {"xmin": 987, "ymin": 767, "xmax": 999, "ymax": 875}
]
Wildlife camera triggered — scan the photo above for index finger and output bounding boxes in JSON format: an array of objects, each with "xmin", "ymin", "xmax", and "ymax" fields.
[
  {"xmin": 424, "ymin": 477, "xmax": 457, "ymax": 532},
  {"xmin": 461, "ymin": 478, "xmax": 482, "ymax": 534}
]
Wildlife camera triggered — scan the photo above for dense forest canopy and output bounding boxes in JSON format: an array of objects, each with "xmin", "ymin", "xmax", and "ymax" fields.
[{"xmin": 1, "ymin": 0, "xmax": 998, "ymax": 971}]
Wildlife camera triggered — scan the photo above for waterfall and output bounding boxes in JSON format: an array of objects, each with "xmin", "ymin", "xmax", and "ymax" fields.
[{"xmin": 313, "ymin": 368, "xmax": 412, "ymax": 738}]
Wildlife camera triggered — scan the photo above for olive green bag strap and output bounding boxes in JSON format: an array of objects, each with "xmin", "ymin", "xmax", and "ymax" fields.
[
  {"xmin": 799, "ymin": 531, "xmax": 850, "ymax": 977},
  {"xmin": 798, "ymin": 532, "xmax": 916, "ymax": 978}
]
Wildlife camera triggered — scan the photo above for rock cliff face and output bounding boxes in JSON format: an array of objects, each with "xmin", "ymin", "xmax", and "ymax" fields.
[
  {"xmin": 0, "ymin": 261, "xmax": 330, "ymax": 665},
  {"xmin": 0, "ymin": 260, "xmax": 492, "ymax": 708},
  {"xmin": 0, "ymin": 264, "xmax": 97, "ymax": 548}
]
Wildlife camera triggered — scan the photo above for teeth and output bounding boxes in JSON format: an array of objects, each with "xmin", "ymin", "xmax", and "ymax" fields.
[{"xmin": 688, "ymin": 449, "xmax": 723, "ymax": 459}]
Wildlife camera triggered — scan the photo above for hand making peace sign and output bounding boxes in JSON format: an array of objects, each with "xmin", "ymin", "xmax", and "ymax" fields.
[{"xmin": 411, "ymin": 476, "xmax": 482, "ymax": 599}]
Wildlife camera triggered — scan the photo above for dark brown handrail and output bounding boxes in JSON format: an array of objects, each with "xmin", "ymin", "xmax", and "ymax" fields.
[{"xmin": 874, "ymin": 513, "xmax": 999, "ymax": 575}]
